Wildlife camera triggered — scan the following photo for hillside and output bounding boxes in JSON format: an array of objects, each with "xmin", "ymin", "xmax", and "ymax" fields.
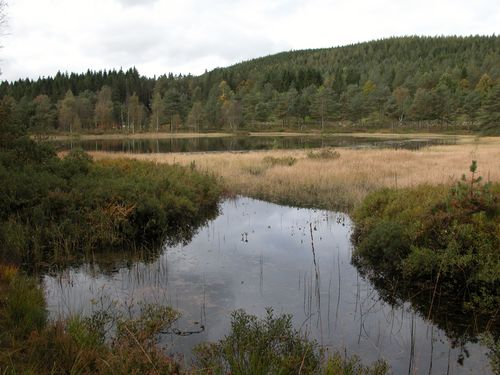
[{"xmin": 1, "ymin": 35, "xmax": 499, "ymax": 133}]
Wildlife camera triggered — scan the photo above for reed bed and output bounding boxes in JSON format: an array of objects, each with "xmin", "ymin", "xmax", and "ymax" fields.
[{"xmin": 89, "ymin": 138, "xmax": 500, "ymax": 211}]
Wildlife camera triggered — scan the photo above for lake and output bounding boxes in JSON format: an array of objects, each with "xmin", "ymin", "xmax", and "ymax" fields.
[
  {"xmin": 43, "ymin": 197, "xmax": 493, "ymax": 374},
  {"xmin": 53, "ymin": 135, "xmax": 456, "ymax": 153}
]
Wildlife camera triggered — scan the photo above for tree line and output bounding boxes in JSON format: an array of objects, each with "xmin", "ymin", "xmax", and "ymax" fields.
[{"xmin": 0, "ymin": 35, "xmax": 499, "ymax": 133}]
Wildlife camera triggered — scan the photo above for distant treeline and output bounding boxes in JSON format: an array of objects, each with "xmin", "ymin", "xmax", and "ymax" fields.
[{"xmin": 1, "ymin": 35, "xmax": 499, "ymax": 133}]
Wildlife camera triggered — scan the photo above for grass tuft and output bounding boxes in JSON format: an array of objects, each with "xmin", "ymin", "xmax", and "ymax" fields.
[{"xmin": 307, "ymin": 148, "xmax": 340, "ymax": 160}]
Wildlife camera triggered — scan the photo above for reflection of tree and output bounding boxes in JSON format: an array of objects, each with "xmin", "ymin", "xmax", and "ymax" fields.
[{"xmin": 353, "ymin": 261, "xmax": 499, "ymax": 344}]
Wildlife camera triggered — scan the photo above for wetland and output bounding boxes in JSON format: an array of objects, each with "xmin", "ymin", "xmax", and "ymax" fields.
[{"xmin": 43, "ymin": 197, "xmax": 495, "ymax": 374}]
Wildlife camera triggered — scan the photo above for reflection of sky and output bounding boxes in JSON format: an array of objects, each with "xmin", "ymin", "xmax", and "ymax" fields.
[{"xmin": 44, "ymin": 197, "xmax": 491, "ymax": 374}]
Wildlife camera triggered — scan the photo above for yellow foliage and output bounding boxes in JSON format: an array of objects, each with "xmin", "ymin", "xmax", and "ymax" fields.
[
  {"xmin": 103, "ymin": 203, "xmax": 136, "ymax": 221},
  {"xmin": 0, "ymin": 264, "xmax": 19, "ymax": 283}
]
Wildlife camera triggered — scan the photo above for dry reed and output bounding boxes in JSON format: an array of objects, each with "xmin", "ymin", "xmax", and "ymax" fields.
[{"xmin": 89, "ymin": 137, "xmax": 500, "ymax": 211}]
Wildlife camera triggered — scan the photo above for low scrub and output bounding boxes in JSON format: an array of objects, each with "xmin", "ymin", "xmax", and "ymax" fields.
[
  {"xmin": 193, "ymin": 308, "xmax": 388, "ymax": 375},
  {"xmin": 0, "ymin": 137, "xmax": 222, "ymax": 267},
  {"xmin": 352, "ymin": 161, "xmax": 499, "ymax": 317},
  {"xmin": 0, "ymin": 269, "xmax": 180, "ymax": 374}
]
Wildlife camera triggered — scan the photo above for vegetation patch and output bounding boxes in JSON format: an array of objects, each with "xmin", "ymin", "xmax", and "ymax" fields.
[
  {"xmin": 0, "ymin": 267, "xmax": 181, "ymax": 374},
  {"xmin": 0, "ymin": 135, "xmax": 222, "ymax": 268},
  {"xmin": 307, "ymin": 148, "xmax": 340, "ymax": 160},
  {"xmin": 193, "ymin": 308, "xmax": 388, "ymax": 375},
  {"xmin": 263, "ymin": 155, "xmax": 297, "ymax": 166},
  {"xmin": 242, "ymin": 163, "xmax": 269, "ymax": 176},
  {"xmin": 352, "ymin": 161, "xmax": 499, "ymax": 318}
]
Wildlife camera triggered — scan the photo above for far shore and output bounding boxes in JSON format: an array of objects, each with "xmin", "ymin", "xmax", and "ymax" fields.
[{"xmin": 44, "ymin": 131, "xmax": 474, "ymax": 142}]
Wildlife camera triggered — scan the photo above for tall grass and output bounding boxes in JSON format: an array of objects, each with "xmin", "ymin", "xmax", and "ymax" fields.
[
  {"xmin": 90, "ymin": 137, "xmax": 500, "ymax": 212},
  {"xmin": 0, "ymin": 268, "xmax": 181, "ymax": 374}
]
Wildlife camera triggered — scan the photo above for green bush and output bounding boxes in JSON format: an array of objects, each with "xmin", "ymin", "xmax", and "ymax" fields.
[
  {"xmin": 0, "ymin": 139, "xmax": 222, "ymax": 267},
  {"xmin": 193, "ymin": 308, "xmax": 321, "ymax": 375},
  {"xmin": 323, "ymin": 352, "xmax": 389, "ymax": 375},
  {"xmin": 355, "ymin": 220, "xmax": 409, "ymax": 272},
  {"xmin": 193, "ymin": 309, "xmax": 388, "ymax": 375},
  {"xmin": 352, "ymin": 161, "xmax": 499, "ymax": 315}
]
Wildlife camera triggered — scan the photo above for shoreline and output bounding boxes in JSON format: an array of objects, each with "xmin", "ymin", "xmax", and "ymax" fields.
[{"xmin": 44, "ymin": 131, "xmax": 475, "ymax": 142}]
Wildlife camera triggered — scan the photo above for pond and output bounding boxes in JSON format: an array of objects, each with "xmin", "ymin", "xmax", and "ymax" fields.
[
  {"xmin": 43, "ymin": 197, "xmax": 493, "ymax": 374},
  {"xmin": 53, "ymin": 135, "xmax": 456, "ymax": 153}
]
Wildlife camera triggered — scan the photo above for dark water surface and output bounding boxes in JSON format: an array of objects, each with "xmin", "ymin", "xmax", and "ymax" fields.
[
  {"xmin": 53, "ymin": 135, "xmax": 456, "ymax": 153},
  {"xmin": 43, "ymin": 197, "xmax": 492, "ymax": 374}
]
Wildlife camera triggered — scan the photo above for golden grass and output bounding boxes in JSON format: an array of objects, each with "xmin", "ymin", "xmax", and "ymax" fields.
[{"xmin": 89, "ymin": 138, "xmax": 500, "ymax": 211}]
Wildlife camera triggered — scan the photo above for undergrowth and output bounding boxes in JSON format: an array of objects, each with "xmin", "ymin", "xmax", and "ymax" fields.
[
  {"xmin": 193, "ymin": 309, "xmax": 388, "ymax": 375},
  {"xmin": 0, "ymin": 267, "xmax": 180, "ymax": 374},
  {"xmin": 352, "ymin": 161, "xmax": 499, "ymax": 317},
  {"xmin": 0, "ymin": 137, "xmax": 222, "ymax": 267}
]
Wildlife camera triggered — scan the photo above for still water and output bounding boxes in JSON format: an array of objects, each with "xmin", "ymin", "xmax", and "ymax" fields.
[
  {"xmin": 54, "ymin": 135, "xmax": 456, "ymax": 153},
  {"xmin": 43, "ymin": 197, "xmax": 492, "ymax": 374}
]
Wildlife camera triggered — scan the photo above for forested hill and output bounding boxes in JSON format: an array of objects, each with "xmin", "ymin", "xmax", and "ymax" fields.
[{"xmin": 1, "ymin": 35, "xmax": 499, "ymax": 133}]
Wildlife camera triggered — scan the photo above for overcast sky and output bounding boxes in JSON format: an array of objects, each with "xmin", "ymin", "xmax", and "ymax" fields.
[{"xmin": 1, "ymin": 0, "xmax": 499, "ymax": 81}]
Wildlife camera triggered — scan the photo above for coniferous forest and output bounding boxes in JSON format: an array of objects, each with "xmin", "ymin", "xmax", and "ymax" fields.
[{"xmin": 1, "ymin": 35, "xmax": 499, "ymax": 134}]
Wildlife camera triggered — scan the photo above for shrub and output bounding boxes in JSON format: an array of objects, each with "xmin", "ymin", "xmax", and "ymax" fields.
[
  {"xmin": 193, "ymin": 308, "xmax": 321, "ymax": 374},
  {"xmin": 193, "ymin": 309, "xmax": 389, "ymax": 375},
  {"xmin": 352, "ymin": 161, "xmax": 499, "ymax": 315},
  {"xmin": 323, "ymin": 351, "xmax": 389, "ymax": 375},
  {"xmin": 0, "ymin": 139, "xmax": 222, "ymax": 267},
  {"xmin": 355, "ymin": 220, "xmax": 409, "ymax": 272}
]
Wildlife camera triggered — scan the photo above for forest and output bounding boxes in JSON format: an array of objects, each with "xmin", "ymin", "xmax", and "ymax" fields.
[{"xmin": 0, "ymin": 35, "xmax": 499, "ymax": 134}]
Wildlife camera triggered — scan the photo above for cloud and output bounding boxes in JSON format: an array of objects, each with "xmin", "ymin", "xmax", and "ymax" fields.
[
  {"xmin": 116, "ymin": 0, "xmax": 158, "ymax": 6},
  {"xmin": 1, "ymin": 0, "xmax": 499, "ymax": 81}
]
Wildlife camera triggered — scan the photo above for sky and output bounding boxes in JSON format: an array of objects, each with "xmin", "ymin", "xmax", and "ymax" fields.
[{"xmin": 1, "ymin": 0, "xmax": 499, "ymax": 81}]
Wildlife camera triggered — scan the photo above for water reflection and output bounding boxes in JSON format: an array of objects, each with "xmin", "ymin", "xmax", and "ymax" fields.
[
  {"xmin": 53, "ymin": 135, "xmax": 456, "ymax": 154},
  {"xmin": 43, "ymin": 197, "xmax": 492, "ymax": 374}
]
